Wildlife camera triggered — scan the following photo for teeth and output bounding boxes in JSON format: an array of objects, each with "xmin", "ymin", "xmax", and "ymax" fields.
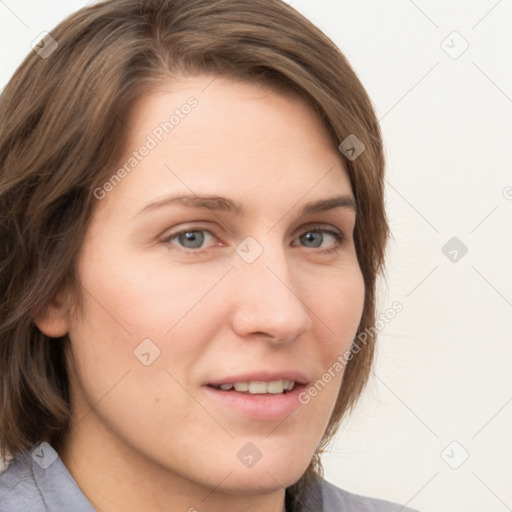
[
  {"xmin": 266, "ymin": 381, "xmax": 284, "ymax": 394},
  {"xmin": 249, "ymin": 381, "xmax": 269, "ymax": 394},
  {"xmin": 234, "ymin": 382, "xmax": 249, "ymax": 392},
  {"xmin": 216, "ymin": 380, "xmax": 296, "ymax": 394}
]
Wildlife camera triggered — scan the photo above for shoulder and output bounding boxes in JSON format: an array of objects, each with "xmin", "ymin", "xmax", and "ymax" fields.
[
  {"xmin": 319, "ymin": 477, "xmax": 420, "ymax": 512},
  {"xmin": 0, "ymin": 443, "xmax": 95, "ymax": 512},
  {"xmin": 0, "ymin": 450, "xmax": 45, "ymax": 512},
  {"xmin": 289, "ymin": 475, "xmax": 421, "ymax": 512}
]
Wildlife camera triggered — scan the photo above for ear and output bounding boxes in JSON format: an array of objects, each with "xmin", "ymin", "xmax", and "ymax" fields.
[{"xmin": 33, "ymin": 289, "xmax": 71, "ymax": 338}]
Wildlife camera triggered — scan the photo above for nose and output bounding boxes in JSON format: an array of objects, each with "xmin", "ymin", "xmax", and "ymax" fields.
[{"xmin": 229, "ymin": 241, "xmax": 313, "ymax": 344}]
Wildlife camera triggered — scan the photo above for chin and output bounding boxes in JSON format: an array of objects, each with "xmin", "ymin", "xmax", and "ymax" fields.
[
  {"xmin": 219, "ymin": 470, "xmax": 305, "ymax": 496},
  {"xmin": 214, "ymin": 452, "xmax": 312, "ymax": 496}
]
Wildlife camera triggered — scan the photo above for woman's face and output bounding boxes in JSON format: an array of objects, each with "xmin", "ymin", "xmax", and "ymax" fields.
[{"xmin": 51, "ymin": 75, "xmax": 365, "ymax": 496}]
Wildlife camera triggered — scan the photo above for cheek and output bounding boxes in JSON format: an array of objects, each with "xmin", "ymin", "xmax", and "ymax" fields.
[
  {"xmin": 294, "ymin": 264, "xmax": 365, "ymax": 423},
  {"xmin": 67, "ymin": 242, "xmax": 231, "ymax": 401},
  {"xmin": 312, "ymin": 263, "xmax": 365, "ymax": 353},
  {"xmin": 74, "ymin": 231, "xmax": 226, "ymax": 339},
  {"xmin": 65, "ymin": 272, "xmax": 219, "ymax": 452}
]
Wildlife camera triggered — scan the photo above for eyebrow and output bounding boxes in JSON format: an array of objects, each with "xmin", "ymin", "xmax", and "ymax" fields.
[{"xmin": 133, "ymin": 193, "xmax": 357, "ymax": 218}]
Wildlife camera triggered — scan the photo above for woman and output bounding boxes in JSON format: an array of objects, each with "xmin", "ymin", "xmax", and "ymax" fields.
[{"xmin": 0, "ymin": 1, "xmax": 419, "ymax": 510}]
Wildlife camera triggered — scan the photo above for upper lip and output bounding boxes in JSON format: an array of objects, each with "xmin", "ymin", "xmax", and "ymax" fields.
[{"xmin": 205, "ymin": 370, "xmax": 310, "ymax": 387}]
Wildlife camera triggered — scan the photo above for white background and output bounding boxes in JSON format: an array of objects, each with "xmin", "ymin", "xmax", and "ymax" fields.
[{"xmin": 1, "ymin": 2, "xmax": 511, "ymax": 511}]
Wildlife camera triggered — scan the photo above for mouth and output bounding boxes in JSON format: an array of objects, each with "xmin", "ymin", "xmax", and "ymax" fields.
[
  {"xmin": 202, "ymin": 374, "xmax": 309, "ymax": 421},
  {"xmin": 208, "ymin": 379, "xmax": 297, "ymax": 395}
]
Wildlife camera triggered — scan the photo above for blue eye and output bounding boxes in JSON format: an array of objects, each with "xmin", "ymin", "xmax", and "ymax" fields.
[
  {"xmin": 296, "ymin": 228, "xmax": 345, "ymax": 252},
  {"xmin": 162, "ymin": 226, "xmax": 345, "ymax": 253},
  {"xmin": 165, "ymin": 229, "xmax": 215, "ymax": 250}
]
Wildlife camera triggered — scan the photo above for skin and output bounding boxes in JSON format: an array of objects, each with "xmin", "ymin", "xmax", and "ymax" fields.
[{"xmin": 35, "ymin": 75, "xmax": 365, "ymax": 512}]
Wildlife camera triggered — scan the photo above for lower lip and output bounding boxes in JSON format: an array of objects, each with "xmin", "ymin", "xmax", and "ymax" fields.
[{"xmin": 201, "ymin": 384, "xmax": 306, "ymax": 421}]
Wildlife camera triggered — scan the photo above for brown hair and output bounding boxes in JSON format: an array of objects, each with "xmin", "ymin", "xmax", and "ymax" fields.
[{"xmin": 0, "ymin": 0, "xmax": 388, "ymax": 499}]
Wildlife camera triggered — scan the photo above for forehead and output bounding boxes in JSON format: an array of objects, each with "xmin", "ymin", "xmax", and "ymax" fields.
[
  {"xmin": 127, "ymin": 74, "xmax": 337, "ymax": 151},
  {"xmin": 95, "ymin": 75, "xmax": 352, "ymax": 218}
]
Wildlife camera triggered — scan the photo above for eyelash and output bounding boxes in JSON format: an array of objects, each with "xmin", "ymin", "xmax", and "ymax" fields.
[{"xmin": 161, "ymin": 225, "xmax": 346, "ymax": 255}]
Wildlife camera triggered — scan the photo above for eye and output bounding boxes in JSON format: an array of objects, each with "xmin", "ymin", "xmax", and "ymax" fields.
[
  {"xmin": 162, "ymin": 225, "xmax": 346, "ymax": 254},
  {"xmin": 294, "ymin": 226, "xmax": 345, "ymax": 253},
  {"xmin": 163, "ymin": 229, "xmax": 217, "ymax": 250}
]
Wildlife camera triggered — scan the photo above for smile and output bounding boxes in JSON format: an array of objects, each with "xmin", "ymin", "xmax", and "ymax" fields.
[{"xmin": 210, "ymin": 380, "xmax": 296, "ymax": 394}]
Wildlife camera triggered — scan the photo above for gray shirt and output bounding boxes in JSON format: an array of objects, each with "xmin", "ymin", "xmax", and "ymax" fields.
[{"xmin": 0, "ymin": 443, "xmax": 420, "ymax": 511}]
